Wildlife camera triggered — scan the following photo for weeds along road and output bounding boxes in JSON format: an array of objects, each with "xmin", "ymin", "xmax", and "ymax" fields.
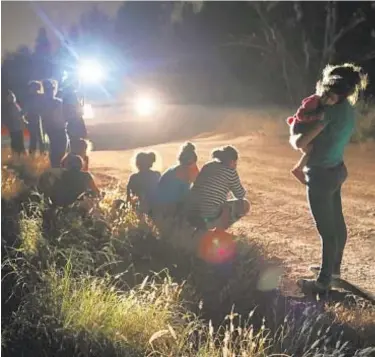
[{"xmin": 89, "ymin": 106, "xmax": 375, "ymax": 296}]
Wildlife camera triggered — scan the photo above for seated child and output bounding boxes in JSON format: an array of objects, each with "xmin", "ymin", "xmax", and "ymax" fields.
[
  {"xmin": 40, "ymin": 154, "xmax": 99, "ymax": 207},
  {"xmin": 126, "ymin": 151, "xmax": 161, "ymax": 214},
  {"xmin": 61, "ymin": 138, "xmax": 90, "ymax": 172}
]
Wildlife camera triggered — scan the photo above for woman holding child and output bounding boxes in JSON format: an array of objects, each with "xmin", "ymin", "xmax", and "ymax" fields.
[{"xmin": 288, "ymin": 63, "xmax": 368, "ymax": 294}]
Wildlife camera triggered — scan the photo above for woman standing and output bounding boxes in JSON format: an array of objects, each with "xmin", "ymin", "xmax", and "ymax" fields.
[
  {"xmin": 4, "ymin": 90, "xmax": 27, "ymax": 157},
  {"xmin": 289, "ymin": 63, "xmax": 368, "ymax": 294},
  {"xmin": 25, "ymin": 81, "xmax": 45, "ymax": 155},
  {"xmin": 41, "ymin": 79, "xmax": 68, "ymax": 168}
]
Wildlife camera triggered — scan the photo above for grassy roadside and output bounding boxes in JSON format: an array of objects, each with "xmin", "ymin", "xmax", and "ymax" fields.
[{"xmin": 1, "ymin": 154, "xmax": 375, "ymax": 357}]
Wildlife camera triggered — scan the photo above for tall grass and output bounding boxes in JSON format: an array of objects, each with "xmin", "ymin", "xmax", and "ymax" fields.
[{"xmin": 2, "ymin": 155, "xmax": 375, "ymax": 357}]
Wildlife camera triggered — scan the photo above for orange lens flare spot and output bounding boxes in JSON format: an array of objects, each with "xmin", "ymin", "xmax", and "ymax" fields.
[{"xmin": 198, "ymin": 229, "xmax": 236, "ymax": 264}]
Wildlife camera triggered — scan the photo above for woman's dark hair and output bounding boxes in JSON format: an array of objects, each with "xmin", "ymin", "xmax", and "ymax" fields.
[
  {"xmin": 65, "ymin": 154, "xmax": 83, "ymax": 171},
  {"xmin": 178, "ymin": 142, "xmax": 197, "ymax": 165},
  {"xmin": 212, "ymin": 145, "xmax": 238, "ymax": 164},
  {"xmin": 136, "ymin": 151, "xmax": 156, "ymax": 170},
  {"xmin": 317, "ymin": 63, "xmax": 368, "ymax": 105},
  {"xmin": 42, "ymin": 79, "xmax": 58, "ymax": 97}
]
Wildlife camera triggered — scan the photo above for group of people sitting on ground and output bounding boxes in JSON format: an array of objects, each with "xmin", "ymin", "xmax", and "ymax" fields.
[
  {"xmin": 37, "ymin": 138, "xmax": 249, "ymax": 233},
  {"xmin": 2, "ymin": 78, "xmax": 87, "ymax": 168},
  {"xmin": 125, "ymin": 143, "xmax": 250, "ymax": 231}
]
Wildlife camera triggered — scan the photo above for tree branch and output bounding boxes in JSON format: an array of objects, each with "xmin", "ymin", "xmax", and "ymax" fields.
[
  {"xmin": 221, "ymin": 38, "xmax": 272, "ymax": 53},
  {"xmin": 329, "ymin": 13, "xmax": 366, "ymax": 51},
  {"xmin": 356, "ymin": 49, "xmax": 375, "ymax": 62}
]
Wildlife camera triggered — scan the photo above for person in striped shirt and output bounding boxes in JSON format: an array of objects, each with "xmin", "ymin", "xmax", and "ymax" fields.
[{"xmin": 186, "ymin": 145, "xmax": 250, "ymax": 230}]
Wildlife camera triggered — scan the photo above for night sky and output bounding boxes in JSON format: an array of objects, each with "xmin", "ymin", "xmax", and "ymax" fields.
[{"xmin": 1, "ymin": 1, "xmax": 121, "ymax": 55}]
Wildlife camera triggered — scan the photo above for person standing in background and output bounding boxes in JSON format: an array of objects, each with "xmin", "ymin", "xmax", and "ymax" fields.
[
  {"xmin": 4, "ymin": 90, "xmax": 27, "ymax": 157},
  {"xmin": 24, "ymin": 81, "xmax": 45, "ymax": 155},
  {"xmin": 62, "ymin": 84, "xmax": 88, "ymax": 143},
  {"xmin": 41, "ymin": 79, "xmax": 68, "ymax": 168}
]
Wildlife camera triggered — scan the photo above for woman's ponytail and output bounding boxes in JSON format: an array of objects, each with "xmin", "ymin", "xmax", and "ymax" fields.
[{"xmin": 178, "ymin": 142, "xmax": 197, "ymax": 165}]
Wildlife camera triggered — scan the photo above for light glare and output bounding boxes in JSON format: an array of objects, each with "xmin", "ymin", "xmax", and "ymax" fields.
[
  {"xmin": 135, "ymin": 96, "xmax": 157, "ymax": 116},
  {"xmin": 78, "ymin": 60, "xmax": 104, "ymax": 83},
  {"xmin": 82, "ymin": 103, "xmax": 94, "ymax": 119}
]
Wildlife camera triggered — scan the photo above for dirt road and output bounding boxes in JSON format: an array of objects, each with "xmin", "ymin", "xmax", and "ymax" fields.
[{"xmin": 90, "ymin": 124, "xmax": 375, "ymax": 296}]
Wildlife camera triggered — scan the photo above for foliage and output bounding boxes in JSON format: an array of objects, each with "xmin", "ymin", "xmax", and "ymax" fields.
[
  {"xmin": 2, "ymin": 2, "xmax": 375, "ymax": 106},
  {"xmin": 2, "ymin": 159, "xmax": 375, "ymax": 357}
]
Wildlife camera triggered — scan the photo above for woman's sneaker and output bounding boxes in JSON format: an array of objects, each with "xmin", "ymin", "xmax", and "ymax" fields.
[
  {"xmin": 297, "ymin": 279, "xmax": 331, "ymax": 294},
  {"xmin": 309, "ymin": 265, "xmax": 341, "ymax": 279}
]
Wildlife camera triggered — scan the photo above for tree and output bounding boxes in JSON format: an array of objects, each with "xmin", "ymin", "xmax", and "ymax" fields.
[{"xmin": 222, "ymin": 1, "xmax": 373, "ymax": 104}]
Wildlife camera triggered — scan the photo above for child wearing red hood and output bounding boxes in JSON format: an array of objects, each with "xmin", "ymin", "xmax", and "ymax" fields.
[{"xmin": 287, "ymin": 90, "xmax": 337, "ymax": 184}]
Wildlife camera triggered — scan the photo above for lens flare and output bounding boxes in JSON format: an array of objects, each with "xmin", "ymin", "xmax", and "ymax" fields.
[{"xmin": 198, "ymin": 229, "xmax": 236, "ymax": 264}]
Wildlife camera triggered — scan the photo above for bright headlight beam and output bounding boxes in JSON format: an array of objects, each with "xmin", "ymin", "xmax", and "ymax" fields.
[
  {"xmin": 78, "ymin": 60, "xmax": 104, "ymax": 84},
  {"xmin": 82, "ymin": 103, "xmax": 94, "ymax": 119},
  {"xmin": 134, "ymin": 96, "xmax": 157, "ymax": 116}
]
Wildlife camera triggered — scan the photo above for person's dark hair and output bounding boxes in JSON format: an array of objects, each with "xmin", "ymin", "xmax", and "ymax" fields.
[
  {"xmin": 42, "ymin": 79, "xmax": 58, "ymax": 97},
  {"xmin": 136, "ymin": 151, "xmax": 156, "ymax": 171},
  {"xmin": 28, "ymin": 80, "xmax": 43, "ymax": 94},
  {"xmin": 65, "ymin": 154, "xmax": 83, "ymax": 171},
  {"xmin": 212, "ymin": 145, "xmax": 239, "ymax": 165},
  {"xmin": 317, "ymin": 63, "xmax": 368, "ymax": 105},
  {"xmin": 178, "ymin": 142, "xmax": 197, "ymax": 165}
]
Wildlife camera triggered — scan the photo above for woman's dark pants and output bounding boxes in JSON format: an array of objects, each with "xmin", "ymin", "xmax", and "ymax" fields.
[
  {"xmin": 10, "ymin": 130, "xmax": 26, "ymax": 155},
  {"xmin": 48, "ymin": 130, "xmax": 68, "ymax": 168},
  {"xmin": 29, "ymin": 119, "xmax": 46, "ymax": 154},
  {"xmin": 306, "ymin": 163, "xmax": 348, "ymax": 286}
]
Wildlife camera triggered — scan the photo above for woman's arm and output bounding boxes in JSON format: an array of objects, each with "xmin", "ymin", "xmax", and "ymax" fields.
[
  {"xmin": 229, "ymin": 170, "xmax": 246, "ymax": 199},
  {"xmin": 289, "ymin": 121, "xmax": 325, "ymax": 150}
]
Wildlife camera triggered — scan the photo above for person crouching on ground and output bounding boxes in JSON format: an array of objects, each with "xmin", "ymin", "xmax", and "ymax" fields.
[
  {"xmin": 155, "ymin": 142, "xmax": 199, "ymax": 218},
  {"xmin": 186, "ymin": 145, "xmax": 250, "ymax": 231},
  {"xmin": 126, "ymin": 151, "xmax": 161, "ymax": 215},
  {"xmin": 39, "ymin": 154, "xmax": 100, "ymax": 207},
  {"xmin": 61, "ymin": 138, "xmax": 91, "ymax": 172}
]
